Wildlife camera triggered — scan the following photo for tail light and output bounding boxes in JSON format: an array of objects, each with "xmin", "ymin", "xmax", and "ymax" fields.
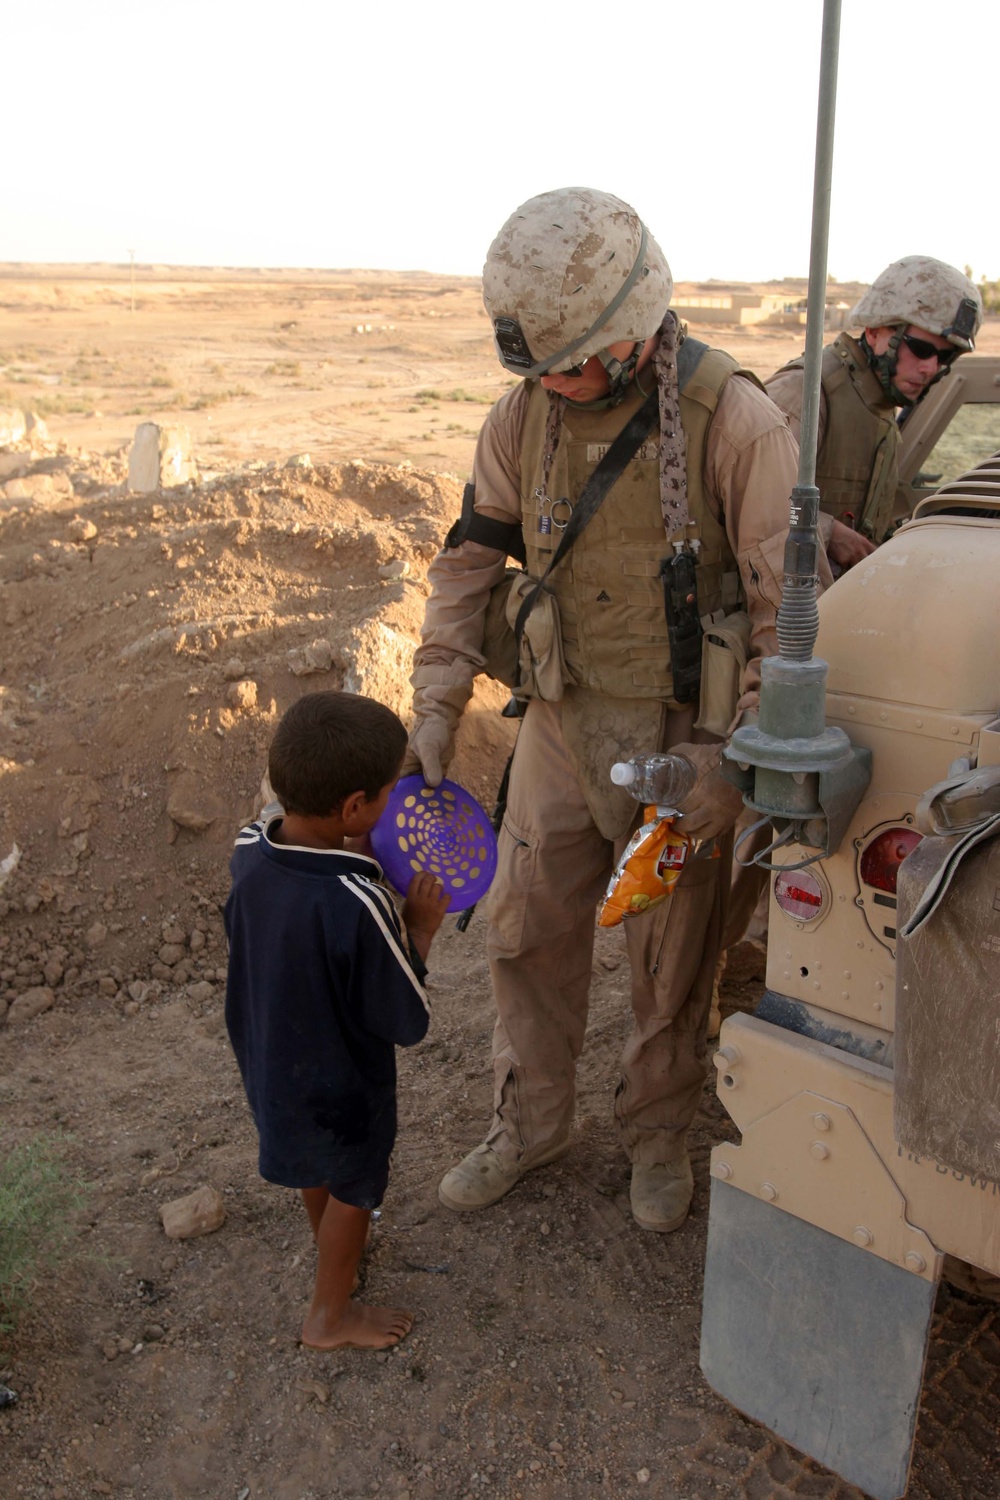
[
  {"xmin": 859, "ymin": 828, "xmax": 922, "ymax": 894},
  {"xmin": 774, "ymin": 868, "xmax": 825, "ymax": 921}
]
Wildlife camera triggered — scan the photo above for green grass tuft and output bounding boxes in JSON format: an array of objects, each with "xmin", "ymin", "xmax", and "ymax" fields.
[{"xmin": 0, "ymin": 1134, "xmax": 87, "ymax": 1335}]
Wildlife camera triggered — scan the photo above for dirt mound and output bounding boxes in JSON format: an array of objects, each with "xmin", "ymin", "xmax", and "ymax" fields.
[{"xmin": 0, "ymin": 439, "xmax": 512, "ymax": 1022}]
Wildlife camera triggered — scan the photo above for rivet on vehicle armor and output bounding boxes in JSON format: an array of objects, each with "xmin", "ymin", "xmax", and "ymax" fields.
[
  {"xmin": 812, "ymin": 1113, "xmax": 832, "ymax": 1131},
  {"xmin": 810, "ymin": 1142, "xmax": 830, "ymax": 1160},
  {"xmin": 905, "ymin": 1252, "xmax": 927, "ymax": 1274},
  {"xmin": 759, "ymin": 1182, "xmax": 777, "ymax": 1201},
  {"xmin": 853, "ymin": 1227, "xmax": 874, "ymax": 1248}
]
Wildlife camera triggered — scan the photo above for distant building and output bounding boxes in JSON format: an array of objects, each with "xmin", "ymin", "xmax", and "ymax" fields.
[{"xmin": 672, "ymin": 282, "xmax": 852, "ymax": 330}]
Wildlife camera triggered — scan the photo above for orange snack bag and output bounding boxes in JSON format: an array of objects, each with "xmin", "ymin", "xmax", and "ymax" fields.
[{"xmin": 599, "ymin": 807, "xmax": 690, "ymax": 927}]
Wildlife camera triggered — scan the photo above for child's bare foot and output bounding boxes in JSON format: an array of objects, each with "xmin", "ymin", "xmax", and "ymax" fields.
[{"xmin": 301, "ymin": 1300, "xmax": 413, "ymax": 1351}]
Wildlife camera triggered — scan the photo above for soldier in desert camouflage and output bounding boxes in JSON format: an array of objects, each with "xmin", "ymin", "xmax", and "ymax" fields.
[
  {"xmin": 767, "ymin": 255, "xmax": 983, "ymax": 565},
  {"xmin": 405, "ymin": 187, "xmax": 833, "ymax": 1233}
]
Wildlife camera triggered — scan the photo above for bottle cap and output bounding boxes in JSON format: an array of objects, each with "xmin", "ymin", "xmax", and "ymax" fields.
[{"xmin": 610, "ymin": 762, "xmax": 636, "ymax": 787}]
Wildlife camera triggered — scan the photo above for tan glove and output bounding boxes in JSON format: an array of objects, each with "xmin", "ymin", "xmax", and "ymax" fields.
[
  {"xmin": 404, "ymin": 673, "xmax": 474, "ymax": 788},
  {"xmin": 672, "ymin": 741, "xmax": 745, "ymax": 842}
]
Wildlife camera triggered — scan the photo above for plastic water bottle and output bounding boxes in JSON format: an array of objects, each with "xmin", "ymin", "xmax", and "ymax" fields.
[{"xmin": 610, "ymin": 753, "xmax": 696, "ymax": 813}]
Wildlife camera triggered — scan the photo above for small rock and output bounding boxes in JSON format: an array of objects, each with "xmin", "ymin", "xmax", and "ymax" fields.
[
  {"xmin": 67, "ymin": 516, "xmax": 98, "ymax": 542},
  {"xmin": 285, "ymin": 453, "xmax": 313, "ymax": 468},
  {"xmin": 227, "ymin": 679, "xmax": 258, "ymax": 710},
  {"xmin": 540, "ymin": 1222, "xmax": 551, "ymax": 1236},
  {"xmin": 162, "ymin": 923, "xmax": 186, "ymax": 944},
  {"xmin": 637, "ymin": 1469, "xmax": 651, "ymax": 1485},
  {"xmin": 189, "ymin": 930, "xmax": 206, "ymax": 953},
  {"xmin": 127, "ymin": 422, "xmax": 195, "ymax": 491},
  {"xmin": 287, "ymin": 638, "xmax": 334, "ymax": 676},
  {"xmin": 141, "ymin": 1323, "xmax": 165, "ymax": 1343},
  {"xmin": 187, "ymin": 980, "xmax": 214, "ymax": 1006},
  {"xmin": 85, "ymin": 922, "xmax": 108, "ymax": 950},
  {"xmin": 101, "ymin": 1341, "xmax": 119, "ymax": 1362},
  {"xmin": 7, "ymin": 986, "xmax": 55, "ymax": 1023},
  {"xmin": 166, "ymin": 773, "xmax": 222, "ymax": 832},
  {"xmin": 295, "ymin": 1378, "xmax": 329, "ymax": 1403},
  {"xmin": 158, "ymin": 944, "xmax": 185, "ymax": 966},
  {"xmin": 43, "ymin": 958, "xmax": 64, "ymax": 987},
  {"xmin": 0, "ymin": 408, "xmax": 27, "ymax": 445},
  {"xmin": 128, "ymin": 980, "xmax": 149, "ymax": 1003},
  {"xmin": 378, "ymin": 558, "xmax": 410, "ymax": 580},
  {"xmin": 222, "ymin": 657, "xmax": 247, "ymax": 681},
  {"xmin": 160, "ymin": 1185, "xmax": 226, "ymax": 1240},
  {"xmin": 98, "ymin": 976, "xmax": 118, "ymax": 997}
]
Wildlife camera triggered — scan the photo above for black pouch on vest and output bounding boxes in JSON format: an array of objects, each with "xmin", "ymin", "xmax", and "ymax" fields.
[{"xmin": 660, "ymin": 552, "xmax": 703, "ymax": 703}]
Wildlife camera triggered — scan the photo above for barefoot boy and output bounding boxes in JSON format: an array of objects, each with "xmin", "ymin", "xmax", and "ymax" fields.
[{"xmin": 225, "ymin": 690, "xmax": 448, "ymax": 1350}]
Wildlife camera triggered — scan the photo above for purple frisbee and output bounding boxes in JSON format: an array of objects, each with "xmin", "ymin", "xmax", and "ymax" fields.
[{"xmin": 370, "ymin": 775, "xmax": 498, "ymax": 911}]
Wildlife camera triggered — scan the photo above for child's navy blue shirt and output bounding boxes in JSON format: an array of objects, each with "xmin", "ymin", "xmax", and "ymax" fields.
[{"xmin": 224, "ymin": 816, "xmax": 430, "ymax": 1193}]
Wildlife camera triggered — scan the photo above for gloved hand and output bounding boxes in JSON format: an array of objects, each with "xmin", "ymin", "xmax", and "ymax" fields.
[
  {"xmin": 672, "ymin": 741, "xmax": 744, "ymax": 842},
  {"xmin": 404, "ymin": 673, "xmax": 473, "ymax": 787},
  {"xmin": 402, "ymin": 714, "xmax": 455, "ymax": 787}
]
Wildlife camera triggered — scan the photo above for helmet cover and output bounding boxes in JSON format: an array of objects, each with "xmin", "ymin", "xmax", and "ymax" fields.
[
  {"xmin": 483, "ymin": 187, "xmax": 673, "ymax": 376},
  {"xmin": 849, "ymin": 256, "xmax": 983, "ymax": 350}
]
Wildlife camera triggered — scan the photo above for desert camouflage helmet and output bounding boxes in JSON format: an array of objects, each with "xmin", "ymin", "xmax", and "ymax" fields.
[
  {"xmin": 482, "ymin": 187, "xmax": 672, "ymax": 378},
  {"xmin": 849, "ymin": 256, "xmax": 983, "ymax": 350}
]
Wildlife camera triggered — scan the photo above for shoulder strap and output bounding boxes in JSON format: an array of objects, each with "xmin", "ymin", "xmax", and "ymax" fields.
[{"xmin": 513, "ymin": 386, "xmax": 659, "ymax": 650}]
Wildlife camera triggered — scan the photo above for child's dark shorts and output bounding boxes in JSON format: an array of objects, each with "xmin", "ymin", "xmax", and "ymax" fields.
[{"xmin": 326, "ymin": 1160, "xmax": 390, "ymax": 1212}]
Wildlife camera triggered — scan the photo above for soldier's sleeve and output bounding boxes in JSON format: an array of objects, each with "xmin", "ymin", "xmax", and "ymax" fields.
[
  {"xmin": 704, "ymin": 375, "xmax": 835, "ymax": 717},
  {"xmin": 411, "ymin": 383, "xmax": 528, "ymax": 697},
  {"xmin": 764, "ymin": 367, "xmax": 834, "ymax": 548}
]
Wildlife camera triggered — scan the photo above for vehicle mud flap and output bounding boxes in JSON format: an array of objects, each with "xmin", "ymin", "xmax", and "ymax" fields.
[{"xmin": 700, "ymin": 1180, "xmax": 937, "ymax": 1500}]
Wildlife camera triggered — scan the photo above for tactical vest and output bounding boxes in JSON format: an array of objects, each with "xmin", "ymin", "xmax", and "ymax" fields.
[
  {"xmin": 518, "ymin": 346, "xmax": 744, "ymax": 700},
  {"xmin": 770, "ymin": 332, "xmax": 900, "ymax": 542}
]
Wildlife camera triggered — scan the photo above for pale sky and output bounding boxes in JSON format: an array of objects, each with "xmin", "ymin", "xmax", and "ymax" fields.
[{"xmin": 6, "ymin": 0, "xmax": 997, "ymax": 285}]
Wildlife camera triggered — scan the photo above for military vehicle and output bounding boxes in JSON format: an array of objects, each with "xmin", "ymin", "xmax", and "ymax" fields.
[
  {"xmin": 695, "ymin": 2, "xmax": 1000, "ymax": 1492},
  {"xmin": 699, "ymin": 448, "xmax": 1000, "ymax": 1499}
]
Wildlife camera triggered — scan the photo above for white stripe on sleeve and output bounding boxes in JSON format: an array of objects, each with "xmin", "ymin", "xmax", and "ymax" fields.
[{"xmin": 339, "ymin": 874, "xmax": 430, "ymax": 1011}]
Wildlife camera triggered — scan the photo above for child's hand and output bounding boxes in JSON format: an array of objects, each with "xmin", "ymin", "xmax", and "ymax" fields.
[{"xmin": 403, "ymin": 873, "xmax": 450, "ymax": 962}]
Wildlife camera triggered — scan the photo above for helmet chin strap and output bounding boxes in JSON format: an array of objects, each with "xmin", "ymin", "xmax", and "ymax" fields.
[
  {"xmin": 861, "ymin": 328, "xmax": 951, "ymax": 409},
  {"xmin": 564, "ymin": 343, "xmax": 644, "ymax": 410}
]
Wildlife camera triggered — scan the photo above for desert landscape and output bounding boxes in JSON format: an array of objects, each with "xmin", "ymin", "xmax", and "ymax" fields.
[{"xmin": 2, "ymin": 264, "xmax": 999, "ymax": 1500}]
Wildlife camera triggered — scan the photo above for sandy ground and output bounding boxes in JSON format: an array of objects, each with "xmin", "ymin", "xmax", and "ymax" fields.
[{"xmin": 2, "ymin": 267, "xmax": 1000, "ymax": 1500}]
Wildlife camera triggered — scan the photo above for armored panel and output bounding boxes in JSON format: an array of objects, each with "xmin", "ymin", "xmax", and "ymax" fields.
[
  {"xmin": 895, "ymin": 830, "xmax": 1000, "ymax": 1178},
  {"xmin": 701, "ymin": 1180, "xmax": 937, "ymax": 1500}
]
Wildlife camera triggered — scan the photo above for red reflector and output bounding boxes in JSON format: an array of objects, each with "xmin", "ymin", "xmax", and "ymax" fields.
[
  {"xmin": 859, "ymin": 828, "xmax": 922, "ymax": 894},
  {"xmin": 774, "ymin": 868, "xmax": 825, "ymax": 921}
]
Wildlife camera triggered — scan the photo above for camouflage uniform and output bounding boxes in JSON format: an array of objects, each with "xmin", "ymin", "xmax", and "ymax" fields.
[{"xmin": 413, "ymin": 359, "xmax": 816, "ymax": 1170}]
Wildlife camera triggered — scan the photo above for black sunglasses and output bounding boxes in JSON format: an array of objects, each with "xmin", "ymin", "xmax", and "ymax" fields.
[{"xmin": 900, "ymin": 332, "xmax": 959, "ymax": 367}]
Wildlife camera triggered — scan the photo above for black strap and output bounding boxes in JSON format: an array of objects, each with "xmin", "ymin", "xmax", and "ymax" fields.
[
  {"xmin": 444, "ymin": 482, "xmax": 527, "ymax": 563},
  {"xmin": 513, "ymin": 386, "xmax": 659, "ymax": 651}
]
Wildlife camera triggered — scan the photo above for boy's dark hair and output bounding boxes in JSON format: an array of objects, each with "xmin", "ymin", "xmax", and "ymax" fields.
[{"xmin": 268, "ymin": 691, "xmax": 407, "ymax": 815}]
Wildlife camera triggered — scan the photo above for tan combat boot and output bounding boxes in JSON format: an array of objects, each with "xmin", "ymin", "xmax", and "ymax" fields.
[
  {"xmin": 438, "ymin": 1139, "xmax": 570, "ymax": 1212},
  {"xmin": 630, "ymin": 1155, "xmax": 694, "ymax": 1233}
]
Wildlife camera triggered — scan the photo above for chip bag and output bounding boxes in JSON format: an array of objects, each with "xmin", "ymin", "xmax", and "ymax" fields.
[{"xmin": 599, "ymin": 806, "xmax": 690, "ymax": 927}]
